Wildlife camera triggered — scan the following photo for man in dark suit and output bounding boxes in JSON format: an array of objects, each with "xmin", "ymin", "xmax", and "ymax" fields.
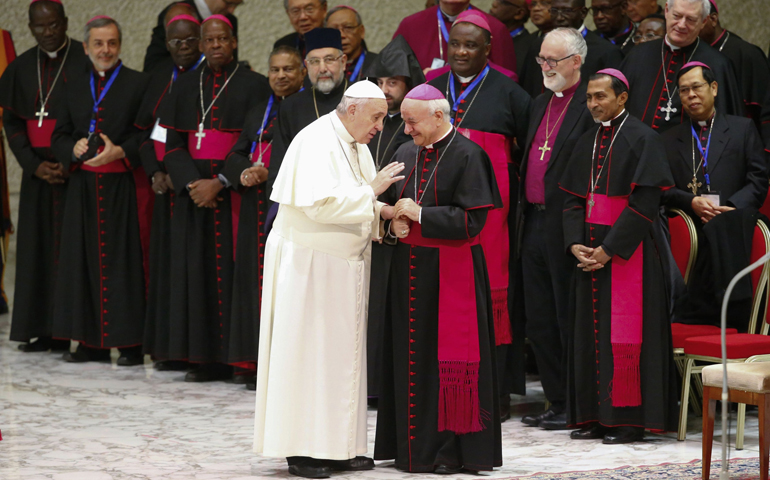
[
  {"xmin": 142, "ymin": 0, "xmax": 241, "ymax": 72},
  {"xmin": 662, "ymin": 62, "xmax": 768, "ymax": 330},
  {"xmin": 514, "ymin": 27, "xmax": 596, "ymax": 431},
  {"xmin": 520, "ymin": 0, "xmax": 623, "ymax": 97}
]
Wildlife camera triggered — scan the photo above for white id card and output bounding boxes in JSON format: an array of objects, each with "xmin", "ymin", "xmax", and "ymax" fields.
[
  {"xmin": 702, "ymin": 193, "xmax": 720, "ymax": 206},
  {"xmin": 150, "ymin": 118, "xmax": 167, "ymax": 143},
  {"xmin": 430, "ymin": 58, "xmax": 446, "ymax": 69}
]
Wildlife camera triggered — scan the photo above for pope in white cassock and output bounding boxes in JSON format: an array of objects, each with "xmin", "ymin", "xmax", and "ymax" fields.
[{"xmin": 253, "ymin": 81, "xmax": 406, "ymax": 479}]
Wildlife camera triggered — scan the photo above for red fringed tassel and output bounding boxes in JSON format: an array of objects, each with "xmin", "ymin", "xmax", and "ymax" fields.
[
  {"xmin": 492, "ymin": 287, "xmax": 512, "ymax": 346},
  {"xmin": 610, "ymin": 343, "xmax": 642, "ymax": 407},
  {"xmin": 438, "ymin": 361, "xmax": 484, "ymax": 434}
]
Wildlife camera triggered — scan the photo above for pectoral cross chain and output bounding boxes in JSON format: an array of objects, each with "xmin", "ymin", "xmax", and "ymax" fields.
[
  {"xmin": 588, "ymin": 194, "xmax": 595, "ymax": 218},
  {"xmin": 36, "ymin": 105, "xmax": 48, "ymax": 128},
  {"xmin": 195, "ymin": 123, "xmax": 206, "ymax": 150},
  {"xmin": 538, "ymin": 139, "xmax": 551, "ymax": 161},
  {"xmin": 688, "ymin": 176, "xmax": 702, "ymax": 195},
  {"xmin": 660, "ymin": 100, "xmax": 677, "ymax": 122}
]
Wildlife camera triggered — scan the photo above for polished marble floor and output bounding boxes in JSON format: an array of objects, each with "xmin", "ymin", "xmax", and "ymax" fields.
[{"xmin": 0, "ymin": 189, "xmax": 762, "ymax": 479}]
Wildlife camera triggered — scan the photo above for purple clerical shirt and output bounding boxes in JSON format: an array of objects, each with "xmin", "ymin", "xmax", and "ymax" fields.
[{"xmin": 525, "ymin": 81, "xmax": 580, "ymax": 204}]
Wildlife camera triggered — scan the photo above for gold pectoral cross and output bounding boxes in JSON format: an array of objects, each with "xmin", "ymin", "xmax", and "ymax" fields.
[
  {"xmin": 538, "ymin": 139, "xmax": 551, "ymax": 161},
  {"xmin": 688, "ymin": 176, "xmax": 702, "ymax": 195},
  {"xmin": 588, "ymin": 193, "xmax": 595, "ymax": 218}
]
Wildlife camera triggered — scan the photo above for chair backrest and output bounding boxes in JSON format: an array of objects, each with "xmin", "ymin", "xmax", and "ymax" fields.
[
  {"xmin": 759, "ymin": 186, "xmax": 770, "ymax": 218},
  {"xmin": 668, "ymin": 208, "xmax": 698, "ymax": 285},
  {"xmin": 748, "ymin": 219, "xmax": 770, "ymax": 334}
]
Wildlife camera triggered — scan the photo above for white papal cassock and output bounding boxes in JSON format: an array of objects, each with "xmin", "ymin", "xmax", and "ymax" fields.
[{"xmin": 254, "ymin": 111, "xmax": 384, "ymax": 459}]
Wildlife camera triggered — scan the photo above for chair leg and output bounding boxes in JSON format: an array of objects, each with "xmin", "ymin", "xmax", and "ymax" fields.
[
  {"xmin": 691, "ymin": 371, "xmax": 704, "ymax": 416},
  {"xmin": 702, "ymin": 386, "xmax": 716, "ymax": 480},
  {"xmin": 761, "ymin": 393, "xmax": 770, "ymax": 480},
  {"xmin": 679, "ymin": 357, "xmax": 695, "ymax": 441},
  {"xmin": 737, "ymin": 403, "xmax": 746, "ymax": 450}
]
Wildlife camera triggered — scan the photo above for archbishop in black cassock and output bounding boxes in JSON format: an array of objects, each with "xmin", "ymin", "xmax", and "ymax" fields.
[
  {"xmin": 51, "ymin": 21, "xmax": 150, "ymax": 359},
  {"xmin": 375, "ymin": 87, "xmax": 503, "ymax": 473},
  {"xmin": 0, "ymin": 21, "xmax": 86, "ymax": 351},
  {"xmin": 560, "ymin": 74, "xmax": 677, "ymax": 441},
  {"xmin": 161, "ymin": 18, "xmax": 269, "ymax": 378}
]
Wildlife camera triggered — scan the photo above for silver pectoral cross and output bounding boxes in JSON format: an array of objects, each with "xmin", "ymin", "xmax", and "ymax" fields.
[
  {"xmin": 688, "ymin": 176, "xmax": 702, "ymax": 195},
  {"xmin": 588, "ymin": 193, "xmax": 595, "ymax": 218},
  {"xmin": 36, "ymin": 105, "xmax": 48, "ymax": 128},
  {"xmin": 195, "ymin": 123, "xmax": 206, "ymax": 150},
  {"xmin": 660, "ymin": 99, "xmax": 678, "ymax": 122},
  {"xmin": 538, "ymin": 139, "xmax": 551, "ymax": 161}
]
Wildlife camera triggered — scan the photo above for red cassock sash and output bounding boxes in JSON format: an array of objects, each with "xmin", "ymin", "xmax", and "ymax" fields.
[
  {"xmin": 188, "ymin": 129, "xmax": 240, "ymax": 258},
  {"xmin": 153, "ymin": 139, "xmax": 165, "ymax": 164},
  {"xmin": 457, "ymin": 128, "xmax": 513, "ymax": 346},
  {"xmin": 26, "ymin": 119, "xmax": 56, "ymax": 148},
  {"xmin": 586, "ymin": 194, "xmax": 643, "ymax": 408},
  {"xmin": 402, "ymin": 223, "xmax": 485, "ymax": 434}
]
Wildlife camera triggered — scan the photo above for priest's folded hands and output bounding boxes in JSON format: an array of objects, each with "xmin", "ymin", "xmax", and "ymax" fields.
[
  {"xmin": 81, "ymin": 133, "xmax": 125, "ymax": 167},
  {"xmin": 571, "ymin": 243, "xmax": 611, "ymax": 272}
]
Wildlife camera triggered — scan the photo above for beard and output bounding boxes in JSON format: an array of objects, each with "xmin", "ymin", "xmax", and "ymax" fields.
[
  {"xmin": 315, "ymin": 75, "xmax": 341, "ymax": 94},
  {"xmin": 542, "ymin": 70, "xmax": 567, "ymax": 92},
  {"xmin": 89, "ymin": 52, "xmax": 118, "ymax": 72}
]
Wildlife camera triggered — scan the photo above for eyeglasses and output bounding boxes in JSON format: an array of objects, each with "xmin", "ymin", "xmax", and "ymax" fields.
[
  {"xmin": 31, "ymin": 22, "xmax": 62, "ymax": 34},
  {"xmin": 305, "ymin": 54, "xmax": 343, "ymax": 67},
  {"xmin": 679, "ymin": 82, "xmax": 709, "ymax": 96},
  {"xmin": 632, "ymin": 32, "xmax": 662, "ymax": 44},
  {"xmin": 288, "ymin": 4, "xmax": 319, "ymax": 18},
  {"xmin": 587, "ymin": 2, "xmax": 624, "ymax": 16},
  {"xmin": 550, "ymin": 6, "xmax": 583, "ymax": 17},
  {"xmin": 167, "ymin": 36, "xmax": 200, "ymax": 48},
  {"xmin": 330, "ymin": 24, "xmax": 361, "ymax": 35},
  {"xmin": 535, "ymin": 53, "xmax": 576, "ymax": 67}
]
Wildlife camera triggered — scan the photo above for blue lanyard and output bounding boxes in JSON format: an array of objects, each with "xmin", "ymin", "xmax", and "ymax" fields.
[
  {"xmin": 437, "ymin": 6, "xmax": 472, "ymax": 49},
  {"xmin": 348, "ymin": 50, "xmax": 366, "ymax": 82},
  {"xmin": 601, "ymin": 23, "xmax": 632, "ymax": 44},
  {"xmin": 448, "ymin": 65, "xmax": 489, "ymax": 125},
  {"xmin": 249, "ymin": 94, "xmax": 276, "ymax": 156},
  {"xmin": 89, "ymin": 63, "xmax": 122, "ymax": 134},
  {"xmin": 691, "ymin": 123, "xmax": 713, "ymax": 191},
  {"xmin": 172, "ymin": 54, "xmax": 205, "ymax": 83},
  {"xmin": 510, "ymin": 26, "xmax": 525, "ymax": 38},
  {"xmin": 580, "ymin": 27, "xmax": 588, "ymax": 38}
]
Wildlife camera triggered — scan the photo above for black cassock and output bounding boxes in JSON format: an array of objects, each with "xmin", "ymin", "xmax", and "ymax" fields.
[
  {"xmin": 662, "ymin": 113, "xmax": 768, "ymax": 329},
  {"xmin": 560, "ymin": 113, "xmax": 678, "ymax": 432},
  {"xmin": 374, "ymin": 132, "xmax": 503, "ymax": 472},
  {"xmin": 621, "ymin": 38, "xmax": 742, "ymax": 133},
  {"xmin": 161, "ymin": 60, "xmax": 269, "ymax": 364},
  {"xmin": 0, "ymin": 39, "xmax": 86, "ymax": 343},
  {"xmin": 512, "ymin": 29, "xmax": 536, "ymax": 78},
  {"xmin": 135, "ymin": 58, "xmax": 197, "ymax": 359},
  {"xmin": 267, "ymin": 80, "xmax": 347, "ymax": 192},
  {"xmin": 221, "ymin": 94, "xmax": 279, "ymax": 365},
  {"xmin": 51, "ymin": 61, "xmax": 150, "ymax": 349},
  {"xmin": 366, "ymin": 112, "xmax": 411, "ymax": 399},
  {"xmin": 711, "ymin": 31, "xmax": 770, "ymax": 146}
]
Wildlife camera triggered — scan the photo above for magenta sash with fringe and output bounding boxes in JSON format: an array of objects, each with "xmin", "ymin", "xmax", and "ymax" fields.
[
  {"xmin": 402, "ymin": 223, "xmax": 485, "ymax": 434},
  {"xmin": 457, "ymin": 128, "xmax": 513, "ymax": 346},
  {"xmin": 586, "ymin": 193, "xmax": 643, "ymax": 407}
]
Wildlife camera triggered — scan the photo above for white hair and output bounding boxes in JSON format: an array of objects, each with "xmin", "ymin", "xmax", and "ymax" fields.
[
  {"xmin": 336, "ymin": 95, "xmax": 370, "ymax": 115},
  {"xmin": 426, "ymin": 99, "xmax": 451, "ymax": 120},
  {"xmin": 667, "ymin": 0, "xmax": 711, "ymax": 21},
  {"xmin": 544, "ymin": 28, "xmax": 587, "ymax": 66}
]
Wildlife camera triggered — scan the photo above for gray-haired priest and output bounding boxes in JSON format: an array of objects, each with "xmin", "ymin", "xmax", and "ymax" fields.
[{"xmin": 253, "ymin": 81, "xmax": 405, "ymax": 479}]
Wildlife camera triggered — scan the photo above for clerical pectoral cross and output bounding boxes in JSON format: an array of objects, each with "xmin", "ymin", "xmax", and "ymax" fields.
[
  {"xmin": 195, "ymin": 123, "xmax": 206, "ymax": 150},
  {"xmin": 36, "ymin": 105, "xmax": 48, "ymax": 128},
  {"xmin": 588, "ymin": 193, "xmax": 595, "ymax": 218},
  {"xmin": 538, "ymin": 140, "xmax": 551, "ymax": 161},
  {"xmin": 660, "ymin": 99, "xmax": 677, "ymax": 122},
  {"xmin": 688, "ymin": 176, "xmax": 702, "ymax": 194}
]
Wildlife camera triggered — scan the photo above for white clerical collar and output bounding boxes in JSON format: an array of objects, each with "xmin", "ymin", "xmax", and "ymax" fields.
[
  {"xmin": 457, "ymin": 73, "xmax": 477, "ymax": 83},
  {"xmin": 665, "ymin": 35, "xmax": 681, "ymax": 51},
  {"xmin": 41, "ymin": 39, "xmax": 67, "ymax": 58},
  {"xmin": 578, "ymin": 24, "xmax": 587, "ymax": 35},
  {"xmin": 555, "ymin": 91, "xmax": 564, "ymax": 98},
  {"xmin": 697, "ymin": 120, "xmax": 707, "ymax": 127},
  {"xmin": 194, "ymin": 0, "xmax": 213, "ymax": 19},
  {"xmin": 331, "ymin": 111, "xmax": 356, "ymax": 144},
  {"xmin": 97, "ymin": 70, "xmax": 106, "ymax": 77},
  {"xmin": 388, "ymin": 112, "xmax": 399, "ymax": 118},
  {"xmin": 601, "ymin": 109, "xmax": 626, "ymax": 127},
  {"xmin": 440, "ymin": 7, "xmax": 460, "ymax": 22},
  {"xmin": 425, "ymin": 125, "xmax": 453, "ymax": 149}
]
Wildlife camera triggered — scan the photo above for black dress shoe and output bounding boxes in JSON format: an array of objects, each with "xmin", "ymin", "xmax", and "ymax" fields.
[
  {"xmin": 63, "ymin": 345, "xmax": 110, "ymax": 363},
  {"xmin": 117, "ymin": 353, "xmax": 145, "ymax": 366},
  {"xmin": 288, "ymin": 464, "xmax": 331, "ymax": 479},
  {"xmin": 18, "ymin": 337, "xmax": 53, "ymax": 352},
  {"xmin": 521, "ymin": 406, "xmax": 563, "ymax": 427},
  {"xmin": 603, "ymin": 426, "xmax": 644, "ymax": 444},
  {"xmin": 154, "ymin": 360, "xmax": 190, "ymax": 371},
  {"xmin": 539, "ymin": 412, "xmax": 568, "ymax": 430},
  {"xmin": 245, "ymin": 376, "xmax": 257, "ymax": 391},
  {"xmin": 232, "ymin": 373, "xmax": 256, "ymax": 385},
  {"xmin": 326, "ymin": 456, "xmax": 374, "ymax": 471},
  {"xmin": 434, "ymin": 464, "xmax": 463, "ymax": 475},
  {"xmin": 570, "ymin": 423, "xmax": 607, "ymax": 440},
  {"xmin": 184, "ymin": 364, "xmax": 234, "ymax": 382},
  {"xmin": 500, "ymin": 396, "xmax": 511, "ymax": 423}
]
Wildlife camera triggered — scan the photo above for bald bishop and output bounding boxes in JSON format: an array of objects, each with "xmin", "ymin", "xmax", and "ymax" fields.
[{"xmin": 253, "ymin": 81, "xmax": 405, "ymax": 479}]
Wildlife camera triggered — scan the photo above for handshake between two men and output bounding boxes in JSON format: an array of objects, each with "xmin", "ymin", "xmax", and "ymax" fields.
[{"xmin": 370, "ymin": 161, "xmax": 419, "ymax": 240}]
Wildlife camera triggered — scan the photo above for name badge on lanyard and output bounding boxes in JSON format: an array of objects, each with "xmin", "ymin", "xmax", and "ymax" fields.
[{"xmin": 150, "ymin": 118, "xmax": 167, "ymax": 143}]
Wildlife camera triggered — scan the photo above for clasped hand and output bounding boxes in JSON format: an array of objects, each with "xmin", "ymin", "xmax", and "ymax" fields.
[{"xmin": 571, "ymin": 244, "xmax": 611, "ymax": 272}]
